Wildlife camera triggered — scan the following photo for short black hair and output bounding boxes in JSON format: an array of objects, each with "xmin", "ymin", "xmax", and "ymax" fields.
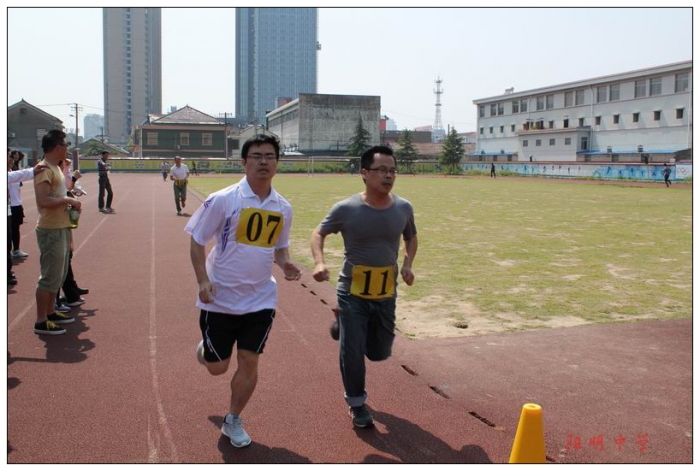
[
  {"xmin": 41, "ymin": 129, "xmax": 67, "ymax": 153},
  {"xmin": 101, "ymin": 151, "xmax": 109, "ymax": 156},
  {"xmin": 360, "ymin": 145, "xmax": 395, "ymax": 170},
  {"xmin": 241, "ymin": 134, "xmax": 280, "ymax": 161}
]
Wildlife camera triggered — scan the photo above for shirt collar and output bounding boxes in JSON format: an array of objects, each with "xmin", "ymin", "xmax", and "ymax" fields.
[{"xmin": 240, "ymin": 176, "xmax": 279, "ymax": 204}]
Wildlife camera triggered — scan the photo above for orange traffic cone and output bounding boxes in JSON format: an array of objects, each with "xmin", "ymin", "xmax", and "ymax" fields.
[{"xmin": 509, "ymin": 403, "xmax": 546, "ymax": 463}]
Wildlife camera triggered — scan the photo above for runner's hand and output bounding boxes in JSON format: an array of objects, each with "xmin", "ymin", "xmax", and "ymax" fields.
[
  {"xmin": 198, "ymin": 280, "xmax": 216, "ymax": 303},
  {"xmin": 282, "ymin": 261, "xmax": 302, "ymax": 281},
  {"xmin": 401, "ymin": 266, "xmax": 415, "ymax": 286},
  {"xmin": 312, "ymin": 263, "xmax": 329, "ymax": 282}
]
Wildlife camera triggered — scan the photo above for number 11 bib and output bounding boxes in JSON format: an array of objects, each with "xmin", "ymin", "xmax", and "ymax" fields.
[{"xmin": 350, "ymin": 265, "xmax": 396, "ymax": 300}]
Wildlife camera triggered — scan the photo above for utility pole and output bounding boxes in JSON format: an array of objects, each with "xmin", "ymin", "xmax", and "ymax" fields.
[
  {"xmin": 72, "ymin": 103, "xmax": 83, "ymax": 169},
  {"xmin": 220, "ymin": 112, "xmax": 232, "ymax": 159}
]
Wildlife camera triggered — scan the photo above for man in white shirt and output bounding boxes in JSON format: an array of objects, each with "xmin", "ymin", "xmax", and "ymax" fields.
[
  {"xmin": 186, "ymin": 135, "xmax": 302, "ymax": 448},
  {"xmin": 169, "ymin": 156, "xmax": 189, "ymax": 215}
]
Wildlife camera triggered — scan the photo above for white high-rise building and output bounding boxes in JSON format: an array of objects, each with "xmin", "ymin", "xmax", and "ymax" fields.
[{"xmin": 103, "ymin": 7, "xmax": 162, "ymax": 144}]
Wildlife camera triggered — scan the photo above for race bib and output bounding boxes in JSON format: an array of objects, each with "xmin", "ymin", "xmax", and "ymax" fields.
[
  {"xmin": 350, "ymin": 265, "xmax": 395, "ymax": 300},
  {"xmin": 236, "ymin": 208, "xmax": 284, "ymax": 248}
]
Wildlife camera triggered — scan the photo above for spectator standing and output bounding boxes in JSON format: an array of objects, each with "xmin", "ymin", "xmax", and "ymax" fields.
[
  {"xmin": 97, "ymin": 151, "xmax": 114, "ymax": 213},
  {"xmin": 8, "ymin": 152, "xmax": 29, "ymax": 258},
  {"xmin": 33, "ymin": 130, "xmax": 82, "ymax": 335}
]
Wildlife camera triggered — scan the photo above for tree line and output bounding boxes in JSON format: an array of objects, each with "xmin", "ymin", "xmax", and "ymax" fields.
[{"xmin": 347, "ymin": 116, "xmax": 465, "ymax": 175}]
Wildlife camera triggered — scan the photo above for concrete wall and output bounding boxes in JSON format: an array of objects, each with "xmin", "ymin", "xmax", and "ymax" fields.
[{"xmin": 297, "ymin": 94, "xmax": 380, "ymax": 153}]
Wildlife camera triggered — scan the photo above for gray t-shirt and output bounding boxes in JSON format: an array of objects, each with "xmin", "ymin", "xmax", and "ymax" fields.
[{"xmin": 318, "ymin": 193, "xmax": 417, "ymax": 298}]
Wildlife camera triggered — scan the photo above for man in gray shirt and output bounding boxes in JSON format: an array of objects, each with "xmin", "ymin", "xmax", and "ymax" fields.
[{"xmin": 311, "ymin": 145, "xmax": 418, "ymax": 428}]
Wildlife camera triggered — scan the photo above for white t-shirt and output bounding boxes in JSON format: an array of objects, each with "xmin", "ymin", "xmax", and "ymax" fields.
[
  {"xmin": 170, "ymin": 164, "xmax": 189, "ymax": 180},
  {"xmin": 8, "ymin": 181, "xmax": 22, "ymax": 207},
  {"xmin": 184, "ymin": 176, "xmax": 293, "ymax": 315}
]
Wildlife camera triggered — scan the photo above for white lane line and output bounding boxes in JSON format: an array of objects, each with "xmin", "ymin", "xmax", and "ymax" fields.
[{"xmin": 147, "ymin": 185, "xmax": 179, "ymax": 463}]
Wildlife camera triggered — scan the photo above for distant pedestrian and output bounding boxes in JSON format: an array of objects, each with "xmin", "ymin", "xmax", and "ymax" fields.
[
  {"xmin": 490, "ymin": 162, "xmax": 496, "ymax": 178},
  {"xmin": 161, "ymin": 161, "xmax": 169, "ymax": 182},
  {"xmin": 663, "ymin": 163, "xmax": 672, "ymax": 187},
  {"xmin": 97, "ymin": 151, "xmax": 115, "ymax": 213},
  {"xmin": 191, "ymin": 161, "xmax": 199, "ymax": 177},
  {"xmin": 170, "ymin": 156, "xmax": 189, "ymax": 215},
  {"xmin": 187, "ymin": 134, "xmax": 302, "ymax": 448}
]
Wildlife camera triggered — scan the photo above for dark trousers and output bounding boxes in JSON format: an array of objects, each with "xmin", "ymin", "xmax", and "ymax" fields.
[
  {"xmin": 174, "ymin": 184, "xmax": 187, "ymax": 212},
  {"xmin": 337, "ymin": 292, "xmax": 396, "ymax": 407},
  {"xmin": 98, "ymin": 176, "xmax": 113, "ymax": 210},
  {"xmin": 10, "ymin": 205, "xmax": 23, "ymax": 251},
  {"xmin": 7, "ymin": 215, "xmax": 13, "ymax": 277},
  {"xmin": 61, "ymin": 250, "xmax": 81, "ymax": 302}
]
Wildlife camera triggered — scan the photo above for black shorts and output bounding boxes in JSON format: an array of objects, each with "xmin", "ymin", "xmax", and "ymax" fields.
[
  {"xmin": 10, "ymin": 205, "xmax": 24, "ymax": 225},
  {"xmin": 199, "ymin": 309, "xmax": 276, "ymax": 362}
]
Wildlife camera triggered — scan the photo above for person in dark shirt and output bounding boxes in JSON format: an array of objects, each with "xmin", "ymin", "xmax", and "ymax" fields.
[
  {"xmin": 663, "ymin": 163, "xmax": 672, "ymax": 187},
  {"xmin": 97, "ymin": 151, "xmax": 114, "ymax": 213}
]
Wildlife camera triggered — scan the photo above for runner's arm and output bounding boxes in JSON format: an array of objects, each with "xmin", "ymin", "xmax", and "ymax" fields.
[
  {"xmin": 310, "ymin": 227, "xmax": 330, "ymax": 282},
  {"xmin": 400, "ymin": 235, "xmax": 418, "ymax": 286},
  {"xmin": 190, "ymin": 236, "xmax": 215, "ymax": 303}
]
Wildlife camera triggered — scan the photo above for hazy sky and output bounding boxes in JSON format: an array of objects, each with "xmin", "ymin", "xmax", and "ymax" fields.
[{"xmin": 5, "ymin": 5, "xmax": 693, "ymax": 136}]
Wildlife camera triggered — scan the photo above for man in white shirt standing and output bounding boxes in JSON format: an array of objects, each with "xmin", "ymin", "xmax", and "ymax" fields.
[
  {"xmin": 185, "ymin": 135, "xmax": 302, "ymax": 448},
  {"xmin": 169, "ymin": 156, "xmax": 189, "ymax": 215}
]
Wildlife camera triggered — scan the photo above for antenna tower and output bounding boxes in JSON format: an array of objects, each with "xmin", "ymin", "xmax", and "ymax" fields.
[{"xmin": 432, "ymin": 76, "xmax": 446, "ymax": 142}]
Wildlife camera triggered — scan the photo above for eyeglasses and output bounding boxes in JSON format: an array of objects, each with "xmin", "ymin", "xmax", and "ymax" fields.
[
  {"xmin": 247, "ymin": 153, "xmax": 277, "ymax": 162},
  {"xmin": 367, "ymin": 167, "xmax": 398, "ymax": 176}
]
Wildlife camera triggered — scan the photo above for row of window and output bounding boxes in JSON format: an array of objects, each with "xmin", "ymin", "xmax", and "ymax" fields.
[
  {"xmin": 146, "ymin": 132, "xmax": 214, "ymax": 146},
  {"xmin": 523, "ymin": 138, "xmax": 572, "ymax": 147},
  {"xmin": 479, "ymin": 73, "xmax": 690, "ymax": 118},
  {"xmin": 479, "ymin": 108, "xmax": 685, "ymax": 135}
]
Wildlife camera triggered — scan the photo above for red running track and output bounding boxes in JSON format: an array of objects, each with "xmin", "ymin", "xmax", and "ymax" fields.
[{"xmin": 6, "ymin": 173, "xmax": 691, "ymax": 463}]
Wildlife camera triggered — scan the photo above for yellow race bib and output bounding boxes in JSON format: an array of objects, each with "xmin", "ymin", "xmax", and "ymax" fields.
[
  {"xmin": 236, "ymin": 208, "xmax": 284, "ymax": 248},
  {"xmin": 350, "ymin": 265, "xmax": 395, "ymax": 299}
]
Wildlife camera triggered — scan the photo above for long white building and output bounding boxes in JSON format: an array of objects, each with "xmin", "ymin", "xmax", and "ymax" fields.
[{"xmin": 472, "ymin": 61, "xmax": 692, "ymax": 163}]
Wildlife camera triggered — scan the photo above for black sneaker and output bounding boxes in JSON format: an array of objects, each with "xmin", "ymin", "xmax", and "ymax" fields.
[
  {"xmin": 34, "ymin": 320, "xmax": 67, "ymax": 335},
  {"xmin": 349, "ymin": 405, "xmax": 374, "ymax": 428},
  {"xmin": 47, "ymin": 311, "xmax": 75, "ymax": 325},
  {"xmin": 330, "ymin": 319, "xmax": 340, "ymax": 341},
  {"xmin": 76, "ymin": 287, "xmax": 90, "ymax": 295}
]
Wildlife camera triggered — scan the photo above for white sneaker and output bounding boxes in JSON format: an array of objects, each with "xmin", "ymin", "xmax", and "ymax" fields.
[
  {"xmin": 12, "ymin": 250, "xmax": 28, "ymax": 258},
  {"xmin": 196, "ymin": 340, "xmax": 206, "ymax": 365},
  {"xmin": 221, "ymin": 413, "xmax": 251, "ymax": 448}
]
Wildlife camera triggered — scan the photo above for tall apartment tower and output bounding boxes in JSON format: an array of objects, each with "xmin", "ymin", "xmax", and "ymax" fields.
[
  {"xmin": 103, "ymin": 7, "xmax": 162, "ymax": 144},
  {"xmin": 235, "ymin": 8, "xmax": 319, "ymax": 125}
]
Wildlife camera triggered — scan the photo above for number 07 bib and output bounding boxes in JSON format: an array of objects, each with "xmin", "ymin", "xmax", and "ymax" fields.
[
  {"xmin": 236, "ymin": 208, "xmax": 284, "ymax": 248},
  {"xmin": 350, "ymin": 265, "xmax": 396, "ymax": 300}
]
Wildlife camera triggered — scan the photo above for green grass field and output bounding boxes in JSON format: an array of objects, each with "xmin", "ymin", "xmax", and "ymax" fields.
[{"xmin": 188, "ymin": 174, "xmax": 692, "ymax": 339}]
